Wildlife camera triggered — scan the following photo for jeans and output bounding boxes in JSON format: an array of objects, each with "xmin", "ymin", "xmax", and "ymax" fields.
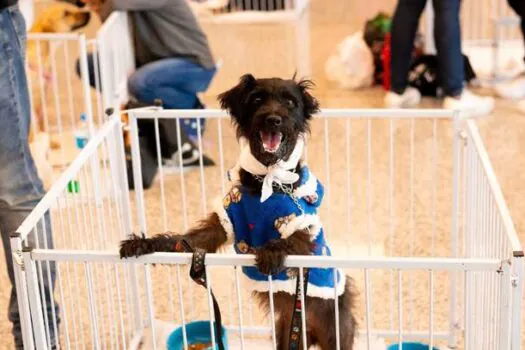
[
  {"xmin": 0, "ymin": 5, "xmax": 58, "ymax": 348},
  {"xmin": 390, "ymin": 0, "xmax": 464, "ymax": 97},
  {"xmin": 508, "ymin": 0, "xmax": 525, "ymax": 60},
  {"xmin": 77, "ymin": 54, "xmax": 216, "ymax": 141}
]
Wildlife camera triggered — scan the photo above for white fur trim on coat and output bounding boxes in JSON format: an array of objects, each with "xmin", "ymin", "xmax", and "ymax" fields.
[
  {"xmin": 293, "ymin": 171, "xmax": 318, "ymax": 198},
  {"xmin": 243, "ymin": 269, "xmax": 346, "ymax": 299},
  {"xmin": 213, "ymin": 197, "xmax": 235, "ymax": 244},
  {"xmin": 277, "ymin": 213, "xmax": 322, "ymax": 241}
]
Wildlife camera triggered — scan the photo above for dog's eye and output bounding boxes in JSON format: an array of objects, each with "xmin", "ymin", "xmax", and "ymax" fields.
[
  {"xmin": 286, "ymin": 99, "xmax": 296, "ymax": 108},
  {"xmin": 252, "ymin": 96, "xmax": 262, "ymax": 104}
]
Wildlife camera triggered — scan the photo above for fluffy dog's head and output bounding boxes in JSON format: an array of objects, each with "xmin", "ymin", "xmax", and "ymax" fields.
[
  {"xmin": 30, "ymin": 3, "xmax": 91, "ymax": 33},
  {"xmin": 218, "ymin": 74, "xmax": 319, "ymax": 166}
]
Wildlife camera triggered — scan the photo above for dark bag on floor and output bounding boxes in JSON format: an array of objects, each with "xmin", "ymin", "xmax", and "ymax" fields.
[
  {"xmin": 139, "ymin": 118, "xmax": 194, "ymax": 159},
  {"xmin": 126, "ymin": 98, "xmax": 214, "ymax": 167},
  {"xmin": 123, "ymin": 98, "xmax": 214, "ymax": 190},
  {"xmin": 125, "ymin": 138, "xmax": 158, "ymax": 190},
  {"xmin": 363, "ymin": 12, "xmax": 392, "ymax": 85},
  {"xmin": 364, "ymin": 12, "xmax": 424, "ymax": 85},
  {"xmin": 408, "ymin": 54, "xmax": 477, "ymax": 97}
]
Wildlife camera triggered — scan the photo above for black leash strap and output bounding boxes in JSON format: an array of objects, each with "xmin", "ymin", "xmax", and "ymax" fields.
[
  {"xmin": 288, "ymin": 268, "xmax": 310, "ymax": 349},
  {"xmin": 178, "ymin": 240, "xmax": 309, "ymax": 350},
  {"xmin": 178, "ymin": 240, "xmax": 225, "ymax": 350}
]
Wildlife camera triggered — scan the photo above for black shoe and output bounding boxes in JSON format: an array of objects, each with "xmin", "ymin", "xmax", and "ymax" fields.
[
  {"xmin": 123, "ymin": 98, "xmax": 215, "ymax": 185},
  {"xmin": 123, "ymin": 97, "xmax": 162, "ymax": 110},
  {"xmin": 163, "ymin": 139, "xmax": 215, "ymax": 169},
  {"xmin": 125, "ymin": 140, "xmax": 158, "ymax": 190},
  {"xmin": 135, "ymin": 111, "xmax": 215, "ymax": 170}
]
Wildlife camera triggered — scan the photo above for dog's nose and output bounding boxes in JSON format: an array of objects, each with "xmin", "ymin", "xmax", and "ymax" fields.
[{"xmin": 265, "ymin": 115, "xmax": 282, "ymax": 127}]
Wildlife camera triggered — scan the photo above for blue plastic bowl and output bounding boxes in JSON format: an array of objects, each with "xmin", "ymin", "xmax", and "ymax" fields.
[
  {"xmin": 167, "ymin": 321, "xmax": 228, "ymax": 350},
  {"xmin": 387, "ymin": 342, "xmax": 439, "ymax": 350}
]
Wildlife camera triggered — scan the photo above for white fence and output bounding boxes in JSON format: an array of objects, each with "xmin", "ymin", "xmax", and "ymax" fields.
[
  {"xmin": 91, "ymin": 8, "xmax": 310, "ymax": 108},
  {"xmin": 26, "ymin": 33, "xmax": 95, "ymax": 186},
  {"xmin": 190, "ymin": 0, "xmax": 306, "ymax": 16},
  {"xmin": 190, "ymin": 0, "xmax": 311, "ymax": 92},
  {"xmin": 96, "ymin": 11, "xmax": 135, "ymax": 113},
  {"xmin": 11, "ymin": 108, "xmax": 523, "ymax": 350}
]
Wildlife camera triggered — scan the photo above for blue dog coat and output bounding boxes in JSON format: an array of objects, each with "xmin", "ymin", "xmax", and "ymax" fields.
[{"xmin": 215, "ymin": 166, "xmax": 345, "ymax": 299}]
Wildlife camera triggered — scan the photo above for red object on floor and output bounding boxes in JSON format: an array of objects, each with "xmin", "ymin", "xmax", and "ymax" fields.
[{"xmin": 382, "ymin": 32, "xmax": 391, "ymax": 91}]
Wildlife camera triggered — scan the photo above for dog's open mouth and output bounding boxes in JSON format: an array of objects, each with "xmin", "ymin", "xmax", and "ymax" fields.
[{"xmin": 259, "ymin": 131, "xmax": 282, "ymax": 153}]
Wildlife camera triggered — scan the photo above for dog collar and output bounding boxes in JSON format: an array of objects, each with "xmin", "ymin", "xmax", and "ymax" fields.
[{"xmin": 230, "ymin": 135, "xmax": 305, "ymax": 203}]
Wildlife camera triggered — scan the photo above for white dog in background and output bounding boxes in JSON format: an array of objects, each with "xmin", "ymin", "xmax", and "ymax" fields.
[{"xmin": 325, "ymin": 31, "xmax": 375, "ymax": 90}]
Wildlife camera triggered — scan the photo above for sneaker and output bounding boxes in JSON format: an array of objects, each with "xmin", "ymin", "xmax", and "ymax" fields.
[
  {"xmin": 123, "ymin": 98, "xmax": 215, "ymax": 179},
  {"xmin": 384, "ymin": 87, "xmax": 421, "ymax": 108},
  {"xmin": 163, "ymin": 140, "xmax": 215, "ymax": 170},
  {"xmin": 443, "ymin": 89, "xmax": 495, "ymax": 118},
  {"xmin": 494, "ymin": 73, "xmax": 525, "ymax": 100}
]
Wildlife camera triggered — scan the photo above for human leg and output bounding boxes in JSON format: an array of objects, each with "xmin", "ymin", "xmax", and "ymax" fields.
[
  {"xmin": 1, "ymin": 204, "xmax": 56, "ymax": 349},
  {"xmin": 432, "ymin": 0, "xmax": 463, "ymax": 97},
  {"xmin": 128, "ymin": 57, "xmax": 216, "ymax": 139},
  {"xmin": 0, "ymin": 5, "xmax": 59, "ymax": 348},
  {"xmin": 384, "ymin": 0, "xmax": 426, "ymax": 107},
  {"xmin": 434, "ymin": 0, "xmax": 494, "ymax": 117},
  {"xmin": 508, "ymin": 0, "xmax": 525, "ymax": 48},
  {"xmin": 76, "ymin": 52, "xmax": 101, "ymax": 91}
]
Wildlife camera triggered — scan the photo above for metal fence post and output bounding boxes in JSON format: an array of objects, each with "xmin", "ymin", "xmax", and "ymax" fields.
[
  {"xmin": 23, "ymin": 247, "xmax": 48, "ymax": 350},
  {"xmin": 10, "ymin": 234, "xmax": 35, "ymax": 350}
]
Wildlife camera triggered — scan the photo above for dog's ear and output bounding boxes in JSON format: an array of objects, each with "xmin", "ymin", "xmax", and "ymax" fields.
[
  {"xmin": 297, "ymin": 79, "xmax": 320, "ymax": 119},
  {"xmin": 218, "ymin": 74, "xmax": 256, "ymax": 122}
]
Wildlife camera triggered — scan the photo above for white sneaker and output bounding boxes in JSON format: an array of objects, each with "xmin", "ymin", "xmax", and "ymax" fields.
[
  {"xmin": 495, "ymin": 73, "xmax": 525, "ymax": 100},
  {"xmin": 384, "ymin": 87, "xmax": 421, "ymax": 108},
  {"xmin": 443, "ymin": 89, "xmax": 495, "ymax": 118}
]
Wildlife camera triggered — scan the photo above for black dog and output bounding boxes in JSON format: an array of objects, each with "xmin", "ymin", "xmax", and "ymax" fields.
[{"xmin": 119, "ymin": 74, "xmax": 357, "ymax": 349}]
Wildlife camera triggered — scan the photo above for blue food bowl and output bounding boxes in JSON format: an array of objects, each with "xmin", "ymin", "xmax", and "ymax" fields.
[
  {"xmin": 387, "ymin": 342, "xmax": 439, "ymax": 350},
  {"xmin": 167, "ymin": 321, "xmax": 228, "ymax": 350}
]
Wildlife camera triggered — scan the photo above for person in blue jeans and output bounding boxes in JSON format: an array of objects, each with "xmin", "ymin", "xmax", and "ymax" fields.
[
  {"xmin": 78, "ymin": 53, "xmax": 216, "ymax": 142},
  {"xmin": 0, "ymin": 2, "xmax": 59, "ymax": 348},
  {"xmin": 129, "ymin": 57, "xmax": 216, "ymax": 139},
  {"xmin": 385, "ymin": 0, "xmax": 494, "ymax": 117},
  {"xmin": 75, "ymin": 0, "xmax": 217, "ymax": 143}
]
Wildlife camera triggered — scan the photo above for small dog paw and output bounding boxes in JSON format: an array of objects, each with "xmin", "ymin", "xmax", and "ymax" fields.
[
  {"xmin": 304, "ymin": 194, "xmax": 318, "ymax": 204},
  {"xmin": 255, "ymin": 245, "xmax": 287, "ymax": 276},
  {"xmin": 119, "ymin": 233, "xmax": 152, "ymax": 259}
]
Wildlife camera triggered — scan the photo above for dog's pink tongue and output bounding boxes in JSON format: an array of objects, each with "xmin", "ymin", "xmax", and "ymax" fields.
[{"xmin": 261, "ymin": 132, "xmax": 281, "ymax": 150}]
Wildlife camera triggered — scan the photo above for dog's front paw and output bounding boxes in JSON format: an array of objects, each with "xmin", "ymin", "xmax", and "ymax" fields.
[
  {"xmin": 119, "ymin": 233, "xmax": 152, "ymax": 259},
  {"xmin": 255, "ymin": 243, "xmax": 287, "ymax": 276}
]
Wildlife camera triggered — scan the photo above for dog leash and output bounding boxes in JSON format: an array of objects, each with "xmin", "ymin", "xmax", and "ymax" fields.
[
  {"xmin": 258, "ymin": 177, "xmax": 311, "ymax": 349},
  {"xmin": 177, "ymin": 239, "xmax": 310, "ymax": 350},
  {"xmin": 289, "ymin": 267, "xmax": 310, "ymax": 349},
  {"xmin": 175, "ymin": 240, "xmax": 225, "ymax": 350}
]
